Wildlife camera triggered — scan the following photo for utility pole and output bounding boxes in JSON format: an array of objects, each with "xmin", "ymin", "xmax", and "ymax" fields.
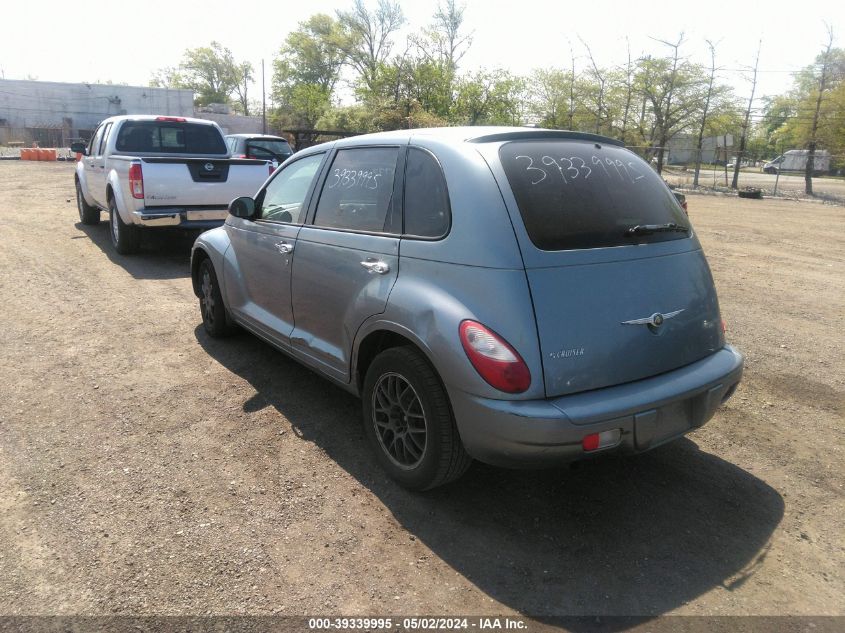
[{"xmin": 262, "ymin": 59, "xmax": 267, "ymax": 135}]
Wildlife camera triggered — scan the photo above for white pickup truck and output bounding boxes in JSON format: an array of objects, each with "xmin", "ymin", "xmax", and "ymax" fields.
[{"xmin": 72, "ymin": 115, "xmax": 275, "ymax": 254}]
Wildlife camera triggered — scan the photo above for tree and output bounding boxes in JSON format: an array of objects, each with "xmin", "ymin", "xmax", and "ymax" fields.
[
  {"xmin": 804, "ymin": 26, "xmax": 836, "ymax": 194},
  {"xmin": 232, "ymin": 62, "xmax": 254, "ymax": 116},
  {"xmin": 151, "ymin": 42, "xmax": 252, "ymax": 111},
  {"xmin": 335, "ymin": 0, "xmax": 405, "ymax": 94},
  {"xmin": 453, "ymin": 69, "xmax": 526, "ymax": 125},
  {"xmin": 272, "ymin": 14, "xmax": 347, "ymax": 127},
  {"xmin": 412, "ymin": 0, "xmax": 473, "ymax": 118},
  {"xmin": 179, "ymin": 42, "xmax": 242, "ymax": 106},
  {"xmin": 732, "ymin": 40, "xmax": 761, "ymax": 189},
  {"xmin": 638, "ymin": 34, "xmax": 688, "ymax": 173},
  {"xmin": 761, "ymin": 33, "xmax": 845, "ymax": 184},
  {"xmin": 693, "ymin": 40, "xmax": 719, "ymax": 188},
  {"xmin": 580, "ymin": 37, "xmax": 608, "ymax": 134}
]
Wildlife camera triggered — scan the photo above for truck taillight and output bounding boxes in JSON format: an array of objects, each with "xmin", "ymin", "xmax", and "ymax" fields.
[
  {"xmin": 269, "ymin": 163, "xmax": 276, "ymax": 176},
  {"xmin": 155, "ymin": 116, "xmax": 186, "ymax": 122},
  {"xmin": 128, "ymin": 162, "xmax": 144, "ymax": 199}
]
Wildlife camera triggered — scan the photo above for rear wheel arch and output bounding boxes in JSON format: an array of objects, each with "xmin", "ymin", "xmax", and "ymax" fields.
[{"xmin": 354, "ymin": 327, "xmax": 439, "ymax": 395}]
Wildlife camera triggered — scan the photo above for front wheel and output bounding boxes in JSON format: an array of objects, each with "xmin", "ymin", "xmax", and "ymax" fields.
[
  {"xmin": 76, "ymin": 181, "xmax": 100, "ymax": 225},
  {"xmin": 198, "ymin": 258, "xmax": 235, "ymax": 337},
  {"xmin": 362, "ymin": 347, "xmax": 471, "ymax": 490},
  {"xmin": 109, "ymin": 198, "xmax": 140, "ymax": 255}
]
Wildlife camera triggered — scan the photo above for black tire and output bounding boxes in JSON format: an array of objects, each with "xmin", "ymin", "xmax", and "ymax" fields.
[
  {"xmin": 198, "ymin": 258, "xmax": 235, "ymax": 337},
  {"xmin": 362, "ymin": 346, "xmax": 471, "ymax": 490},
  {"xmin": 76, "ymin": 181, "xmax": 100, "ymax": 225},
  {"xmin": 108, "ymin": 197, "xmax": 140, "ymax": 255}
]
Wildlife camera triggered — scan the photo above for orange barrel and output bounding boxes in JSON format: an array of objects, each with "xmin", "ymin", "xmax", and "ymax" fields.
[
  {"xmin": 21, "ymin": 148, "xmax": 33, "ymax": 160},
  {"xmin": 46, "ymin": 149, "xmax": 57, "ymax": 161},
  {"xmin": 37, "ymin": 148, "xmax": 49, "ymax": 161},
  {"xmin": 75, "ymin": 152, "xmax": 82, "ymax": 162}
]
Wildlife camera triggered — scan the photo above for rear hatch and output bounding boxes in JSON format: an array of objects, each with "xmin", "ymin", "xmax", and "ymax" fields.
[{"xmin": 492, "ymin": 137, "xmax": 724, "ymax": 397}]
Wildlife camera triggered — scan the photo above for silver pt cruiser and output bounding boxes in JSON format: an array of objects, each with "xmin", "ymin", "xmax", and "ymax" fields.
[{"xmin": 191, "ymin": 127, "xmax": 744, "ymax": 490}]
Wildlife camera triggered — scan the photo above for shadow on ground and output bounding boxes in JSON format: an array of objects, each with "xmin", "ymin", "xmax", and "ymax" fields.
[
  {"xmin": 74, "ymin": 220, "xmax": 195, "ymax": 280},
  {"xmin": 195, "ymin": 327, "xmax": 784, "ymax": 620}
]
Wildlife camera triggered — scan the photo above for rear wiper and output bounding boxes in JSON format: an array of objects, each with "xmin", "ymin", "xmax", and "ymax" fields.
[{"xmin": 625, "ymin": 223, "xmax": 689, "ymax": 236}]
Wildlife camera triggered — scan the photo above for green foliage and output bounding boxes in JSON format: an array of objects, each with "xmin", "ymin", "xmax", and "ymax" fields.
[
  {"xmin": 763, "ymin": 48, "xmax": 845, "ymax": 163},
  {"xmin": 150, "ymin": 42, "xmax": 252, "ymax": 112},
  {"xmin": 272, "ymin": 14, "xmax": 347, "ymax": 128}
]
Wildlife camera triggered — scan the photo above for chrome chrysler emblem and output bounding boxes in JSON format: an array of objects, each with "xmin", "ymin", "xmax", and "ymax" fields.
[
  {"xmin": 204, "ymin": 162, "xmax": 215, "ymax": 171},
  {"xmin": 622, "ymin": 309, "xmax": 684, "ymax": 327}
]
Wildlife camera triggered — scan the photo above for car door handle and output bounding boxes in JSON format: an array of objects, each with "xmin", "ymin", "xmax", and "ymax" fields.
[
  {"xmin": 275, "ymin": 241, "xmax": 294, "ymax": 254},
  {"xmin": 360, "ymin": 260, "xmax": 390, "ymax": 274}
]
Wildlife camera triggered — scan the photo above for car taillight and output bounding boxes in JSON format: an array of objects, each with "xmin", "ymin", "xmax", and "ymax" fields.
[
  {"xmin": 681, "ymin": 200, "xmax": 688, "ymax": 214},
  {"xmin": 269, "ymin": 163, "xmax": 275, "ymax": 176},
  {"xmin": 459, "ymin": 320, "xmax": 531, "ymax": 393},
  {"xmin": 235, "ymin": 154, "xmax": 247, "ymax": 158},
  {"xmin": 128, "ymin": 162, "xmax": 144, "ymax": 199}
]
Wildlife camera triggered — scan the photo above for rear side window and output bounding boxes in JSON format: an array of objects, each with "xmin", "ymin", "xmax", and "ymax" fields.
[
  {"xmin": 404, "ymin": 148, "xmax": 450, "ymax": 238},
  {"xmin": 499, "ymin": 141, "xmax": 690, "ymax": 250},
  {"xmin": 314, "ymin": 147, "xmax": 399, "ymax": 233},
  {"xmin": 116, "ymin": 122, "xmax": 226, "ymax": 154}
]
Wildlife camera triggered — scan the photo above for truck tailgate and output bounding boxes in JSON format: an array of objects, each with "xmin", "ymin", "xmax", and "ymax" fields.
[{"xmin": 140, "ymin": 157, "xmax": 269, "ymax": 207}]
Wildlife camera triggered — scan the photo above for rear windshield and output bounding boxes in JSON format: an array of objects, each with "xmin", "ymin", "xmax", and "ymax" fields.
[
  {"xmin": 115, "ymin": 121, "xmax": 226, "ymax": 154},
  {"xmin": 499, "ymin": 140, "xmax": 690, "ymax": 250},
  {"xmin": 245, "ymin": 139, "xmax": 292, "ymax": 160}
]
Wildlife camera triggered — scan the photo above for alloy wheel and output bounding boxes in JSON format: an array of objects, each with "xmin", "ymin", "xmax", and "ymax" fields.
[{"xmin": 371, "ymin": 372, "xmax": 428, "ymax": 469}]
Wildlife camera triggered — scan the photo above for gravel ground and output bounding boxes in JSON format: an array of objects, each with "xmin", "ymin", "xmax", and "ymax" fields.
[{"xmin": 0, "ymin": 162, "xmax": 842, "ymax": 620}]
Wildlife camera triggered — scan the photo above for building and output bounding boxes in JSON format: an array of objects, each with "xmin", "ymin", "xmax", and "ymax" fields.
[{"xmin": 0, "ymin": 79, "xmax": 194, "ymax": 147}]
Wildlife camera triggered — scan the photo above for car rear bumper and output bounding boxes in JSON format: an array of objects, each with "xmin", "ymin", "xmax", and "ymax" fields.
[
  {"xmin": 449, "ymin": 345, "xmax": 744, "ymax": 468},
  {"xmin": 132, "ymin": 207, "xmax": 227, "ymax": 229}
]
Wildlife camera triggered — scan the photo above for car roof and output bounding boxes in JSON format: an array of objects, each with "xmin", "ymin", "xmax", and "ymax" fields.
[
  {"xmin": 317, "ymin": 127, "xmax": 624, "ymax": 152},
  {"xmin": 225, "ymin": 134, "xmax": 289, "ymax": 141}
]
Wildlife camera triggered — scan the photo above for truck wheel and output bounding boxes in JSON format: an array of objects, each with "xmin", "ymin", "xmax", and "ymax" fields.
[
  {"xmin": 362, "ymin": 346, "xmax": 471, "ymax": 490},
  {"xmin": 109, "ymin": 198, "xmax": 140, "ymax": 255},
  {"xmin": 198, "ymin": 258, "xmax": 235, "ymax": 337},
  {"xmin": 76, "ymin": 181, "xmax": 100, "ymax": 225}
]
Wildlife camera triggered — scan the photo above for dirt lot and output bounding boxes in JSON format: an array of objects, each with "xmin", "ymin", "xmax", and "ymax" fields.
[{"xmin": 0, "ymin": 162, "xmax": 843, "ymax": 620}]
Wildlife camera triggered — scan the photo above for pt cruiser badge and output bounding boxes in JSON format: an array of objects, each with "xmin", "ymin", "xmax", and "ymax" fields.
[{"xmin": 622, "ymin": 309, "xmax": 684, "ymax": 327}]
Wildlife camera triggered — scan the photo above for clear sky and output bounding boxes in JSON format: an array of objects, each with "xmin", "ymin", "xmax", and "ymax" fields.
[{"xmin": 1, "ymin": 0, "xmax": 841, "ymax": 106}]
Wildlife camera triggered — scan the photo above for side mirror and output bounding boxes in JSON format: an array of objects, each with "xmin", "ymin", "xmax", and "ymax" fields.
[
  {"xmin": 70, "ymin": 142, "xmax": 88, "ymax": 155},
  {"xmin": 228, "ymin": 196, "xmax": 256, "ymax": 219}
]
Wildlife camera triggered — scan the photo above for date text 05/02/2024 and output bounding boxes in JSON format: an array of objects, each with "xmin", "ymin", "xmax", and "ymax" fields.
[{"xmin": 307, "ymin": 617, "xmax": 528, "ymax": 630}]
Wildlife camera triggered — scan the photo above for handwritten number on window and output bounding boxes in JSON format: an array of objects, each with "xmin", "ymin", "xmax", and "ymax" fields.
[{"xmin": 516, "ymin": 155, "xmax": 547, "ymax": 184}]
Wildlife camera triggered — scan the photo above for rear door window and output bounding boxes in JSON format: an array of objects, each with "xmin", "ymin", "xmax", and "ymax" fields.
[
  {"xmin": 313, "ymin": 147, "xmax": 400, "ymax": 234},
  {"xmin": 499, "ymin": 141, "xmax": 690, "ymax": 250},
  {"xmin": 403, "ymin": 147, "xmax": 450, "ymax": 238},
  {"xmin": 115, "ymin": 121, "xmax": 226, "ymax": 154}
]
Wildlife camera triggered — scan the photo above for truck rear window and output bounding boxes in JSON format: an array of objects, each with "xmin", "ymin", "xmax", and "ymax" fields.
[
  {"xmin": 115, "ymin": 122, "xmax": 226, "ymax": 155},
  {"xmin": 499, "ymin": 141, "xmax": 690, "ymax": 250}
]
